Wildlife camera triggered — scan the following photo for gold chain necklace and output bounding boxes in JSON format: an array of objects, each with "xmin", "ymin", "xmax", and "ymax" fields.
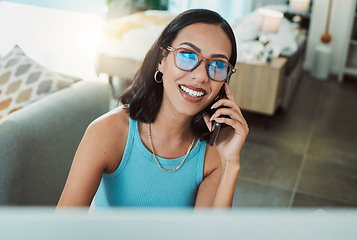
[{"xmin": 147, "ymin": 123, "xmax": 195, "ymax": 173}]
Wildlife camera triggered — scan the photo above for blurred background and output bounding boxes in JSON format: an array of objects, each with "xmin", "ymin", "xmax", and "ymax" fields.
[{"xmin": 0, "ymin": 0, "xmax": 356, "ymax": 209}]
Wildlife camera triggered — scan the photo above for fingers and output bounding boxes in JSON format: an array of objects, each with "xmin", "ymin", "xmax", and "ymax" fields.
[
  {"xmin": 211, "ymin": 106, "xmax": 248, "ymax": 130},
  {"xmin": 202, "ymin": 113, "xmax": 214, "ymax": 132},
  {"xmin": 223, "ymin": 83, "xmax": 235, "ymax": 101},
  {"xmin": 214, "ymin": 115, "xmax": 249, "ymax": 132},
  {"xmin": 211, "ymin": 99, "xmax": 241, "ymax": 116},
  {"xmin": 211, "ymin": 84, "xmax": 239, "ymax": 111},
  {"xmin": 210, "ymin": 84, "xmax": 248, "ymax": 131}
]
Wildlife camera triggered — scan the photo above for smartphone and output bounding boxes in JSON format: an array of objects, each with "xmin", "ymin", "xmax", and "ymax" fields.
[{"xmin": 207, "ymin": 82, "xmax": 229, "ymax": 146}]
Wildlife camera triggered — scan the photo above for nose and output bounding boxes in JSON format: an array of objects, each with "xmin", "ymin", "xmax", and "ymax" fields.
[{"xmin": 190, "ymin": 60, "xmax": 209, "ymax": 83}]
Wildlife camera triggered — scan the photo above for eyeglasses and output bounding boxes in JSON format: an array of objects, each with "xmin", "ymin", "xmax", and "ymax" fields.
[{"xmin": 165, "ymin": 46, "xmax": 236, "ymax": 82}]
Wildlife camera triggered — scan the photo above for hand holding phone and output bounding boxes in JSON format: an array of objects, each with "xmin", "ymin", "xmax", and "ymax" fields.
[{"xmin": 208, "ymin": 85, "xmax": 229, "ymax": 146}]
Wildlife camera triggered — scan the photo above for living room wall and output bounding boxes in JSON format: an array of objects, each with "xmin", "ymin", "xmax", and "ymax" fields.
[
  {"xmin": 0, "ymin": 1, "xmax": 106, "ymax": 80},
  {"xmin": 2, "ymin": 0, "xmax": 107, "ymax": 14}
]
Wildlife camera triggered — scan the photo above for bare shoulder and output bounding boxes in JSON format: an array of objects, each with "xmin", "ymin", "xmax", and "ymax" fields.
[
  {"xmin": 57, "ymin": 107, "xmax": 130, "ymax": 207},
  {"xmin": 90, "ymin": 106, "xmax": 129, "ymax": 133},
  {"xmin": 203, "ymin": 144, "xmax": 221, "ymax": 178},
  {"xmin": 83, "ymin": 106, "xmax": 130, "ymax": 173}
]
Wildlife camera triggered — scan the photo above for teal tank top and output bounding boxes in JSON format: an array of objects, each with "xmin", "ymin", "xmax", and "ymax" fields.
[{"xmin": 94, "ymin": 117, "xmax": 206, "ymax": 207}]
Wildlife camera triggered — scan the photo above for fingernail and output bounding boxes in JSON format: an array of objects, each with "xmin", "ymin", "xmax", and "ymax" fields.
[
  {"xmin": 211, "ymin": 103, "xmax": 216, "ymax": 109},
  {"xmin": 210, "ymin": 114, "xmax": 215, "ymax": 121}
]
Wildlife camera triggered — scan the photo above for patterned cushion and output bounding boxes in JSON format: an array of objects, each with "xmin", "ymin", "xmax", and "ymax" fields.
[{"xmin": 0, "ymin": 46, "xmax": 76, "ymax": 119}]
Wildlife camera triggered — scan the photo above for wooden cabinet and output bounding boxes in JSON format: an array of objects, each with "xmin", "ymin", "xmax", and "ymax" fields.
[{"xmin": 229, "ymin": 58, "xmax": 287, "ymax": 115}]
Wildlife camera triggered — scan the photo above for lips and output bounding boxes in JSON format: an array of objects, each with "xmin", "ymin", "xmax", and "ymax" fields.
[
  {"xmin": 179, "ymin": 85, "xmax": 205, "ymax": 97},
  {"xmin": 179, "ymin": 84, "xmax": 207, "ymax": 103}
]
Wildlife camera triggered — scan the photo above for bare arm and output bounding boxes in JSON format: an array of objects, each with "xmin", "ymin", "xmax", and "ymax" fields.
[
  {"xmin": 195, "ymin": 146, "xmax": 239, "ymax": 208},
  {"xmin": 197, "ymin": 84, "xmax": 248, "ymax": 208},
  {"xmin": 212, "ymin": 161, "xmax": 240, "ymax": 207}
]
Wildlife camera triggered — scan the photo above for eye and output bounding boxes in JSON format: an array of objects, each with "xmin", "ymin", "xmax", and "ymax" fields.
[
  {"xmin": 179, "ymin": 50, "xmax": 197, "ymax": 61},
  {"xmin": 175, "ymin": 49, "xmax": 199, "ymax": 70},
  {"xmin": 211, "ymin": 61, "xmax": 227, "ymax": 70}
]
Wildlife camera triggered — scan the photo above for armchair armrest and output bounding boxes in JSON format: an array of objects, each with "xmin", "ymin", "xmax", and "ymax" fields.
[{"xmin": 0, "ymin": 81, "xmax": 111, "ymax": 205}]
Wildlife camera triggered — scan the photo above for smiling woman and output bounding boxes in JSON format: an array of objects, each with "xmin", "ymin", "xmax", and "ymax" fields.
[{"xmin": 57, "ymin": 9, "xmax": 249, "ymax": 209}]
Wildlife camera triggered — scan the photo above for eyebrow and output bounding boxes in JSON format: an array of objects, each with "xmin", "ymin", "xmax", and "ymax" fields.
[{"xmin": 179, "ymin": 42, "xmax": 229, "ymax": 61}]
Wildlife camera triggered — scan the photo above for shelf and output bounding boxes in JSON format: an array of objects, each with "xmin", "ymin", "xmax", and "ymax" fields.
[
  {"xmin": 344, "ymin": 67, "xmax": 357, "ymax": 76},
  {"xmin": 346, "ymin": 44, "xmax": 357, "ymax": 67},
  {"xmin": 351, "ymin": 14, "xmax": 357, "ymax": 40},
  {"xmin": 338, "ymin": 0, "xmax": 357, "ymax": 82}
]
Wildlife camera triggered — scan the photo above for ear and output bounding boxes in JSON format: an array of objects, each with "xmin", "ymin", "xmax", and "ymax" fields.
[
  {"xmin": 158, "ymin": 48, "xmax": 168, "ymax": 72},
  {"xmin": 157, "ymin": 59, "xmax": 164, "ymax": 72}
]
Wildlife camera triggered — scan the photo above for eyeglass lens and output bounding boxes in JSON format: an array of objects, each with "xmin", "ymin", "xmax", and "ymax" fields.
[{"xmin": 175, "ymin": 50, "xmax": 230, "ymax": 81}]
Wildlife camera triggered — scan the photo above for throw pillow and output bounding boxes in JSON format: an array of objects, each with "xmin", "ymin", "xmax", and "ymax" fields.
[{"xmin": 0, "ymin": 45, "xmax": 76, "ymax": 119}]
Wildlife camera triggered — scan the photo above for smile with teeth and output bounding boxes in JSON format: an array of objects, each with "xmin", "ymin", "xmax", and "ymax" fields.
[{"xmin": 179, "ymin": 85, "xmax": 205, "ymax": 97}]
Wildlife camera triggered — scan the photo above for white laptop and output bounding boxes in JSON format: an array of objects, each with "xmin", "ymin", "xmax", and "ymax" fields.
[{"xmin": 0, "ymin": 207, "xmax": 356, "ymax": 240}]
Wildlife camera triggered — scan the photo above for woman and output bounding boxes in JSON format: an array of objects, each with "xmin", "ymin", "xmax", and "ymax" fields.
[{"xmin": 57, "ymin": 9, "xmax": 248, "ymax": 208}]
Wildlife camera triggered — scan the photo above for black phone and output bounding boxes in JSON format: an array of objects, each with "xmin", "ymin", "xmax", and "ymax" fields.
[{"xmin": 207, "ymin": 82, "xmax": 229, "ymax": 146}]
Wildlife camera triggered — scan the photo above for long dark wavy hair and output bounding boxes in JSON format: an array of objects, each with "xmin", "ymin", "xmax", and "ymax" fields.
[{"xmin": 120, "ymin": 8, "xmax": 237, "ymax": 142}]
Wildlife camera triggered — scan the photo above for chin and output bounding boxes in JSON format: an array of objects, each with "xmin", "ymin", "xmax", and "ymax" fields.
[{"xmin": 176, "ymin": 99, "xmax": 211, "ymax": 118}]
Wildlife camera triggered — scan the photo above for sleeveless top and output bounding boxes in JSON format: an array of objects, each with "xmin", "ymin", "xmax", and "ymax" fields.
[{"xmin": 94, "ymin": 117, "xmax": 206, "ymax": 208}]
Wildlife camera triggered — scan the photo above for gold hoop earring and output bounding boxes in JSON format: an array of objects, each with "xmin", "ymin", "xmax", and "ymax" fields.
[{"xmin": 154, "ymin": 69, "xmax": 163, "ymax": 83}]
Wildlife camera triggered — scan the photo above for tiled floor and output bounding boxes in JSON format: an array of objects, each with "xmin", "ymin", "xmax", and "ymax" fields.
[{"xmin": 233, "ymin": 72, "xmax": 357, "ymax": 209}]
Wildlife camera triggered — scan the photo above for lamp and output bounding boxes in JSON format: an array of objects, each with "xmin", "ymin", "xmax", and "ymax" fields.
[
  {"xmin": 311, "ymin": 0, "xmax": 333, "ymax": 80},
  {"xmin": 257, "ymin": 8, "xmax": 283, "ymax": 63},
  {"xmin": 289, "ymin": 0, "xmax": 310, "ymax": 14},
  {"xmin": 320, "ymin": 0, "xmax": 333, "ymax": 44},
  {"xmin": 289, "ymin": 0, "xmax": 310, "ymax": 31}
]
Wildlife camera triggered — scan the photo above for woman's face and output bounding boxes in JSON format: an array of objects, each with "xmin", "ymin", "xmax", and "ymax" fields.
[{"xmin": 158, "ymin": 23, "xmax": 232, "ymax": 118}]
